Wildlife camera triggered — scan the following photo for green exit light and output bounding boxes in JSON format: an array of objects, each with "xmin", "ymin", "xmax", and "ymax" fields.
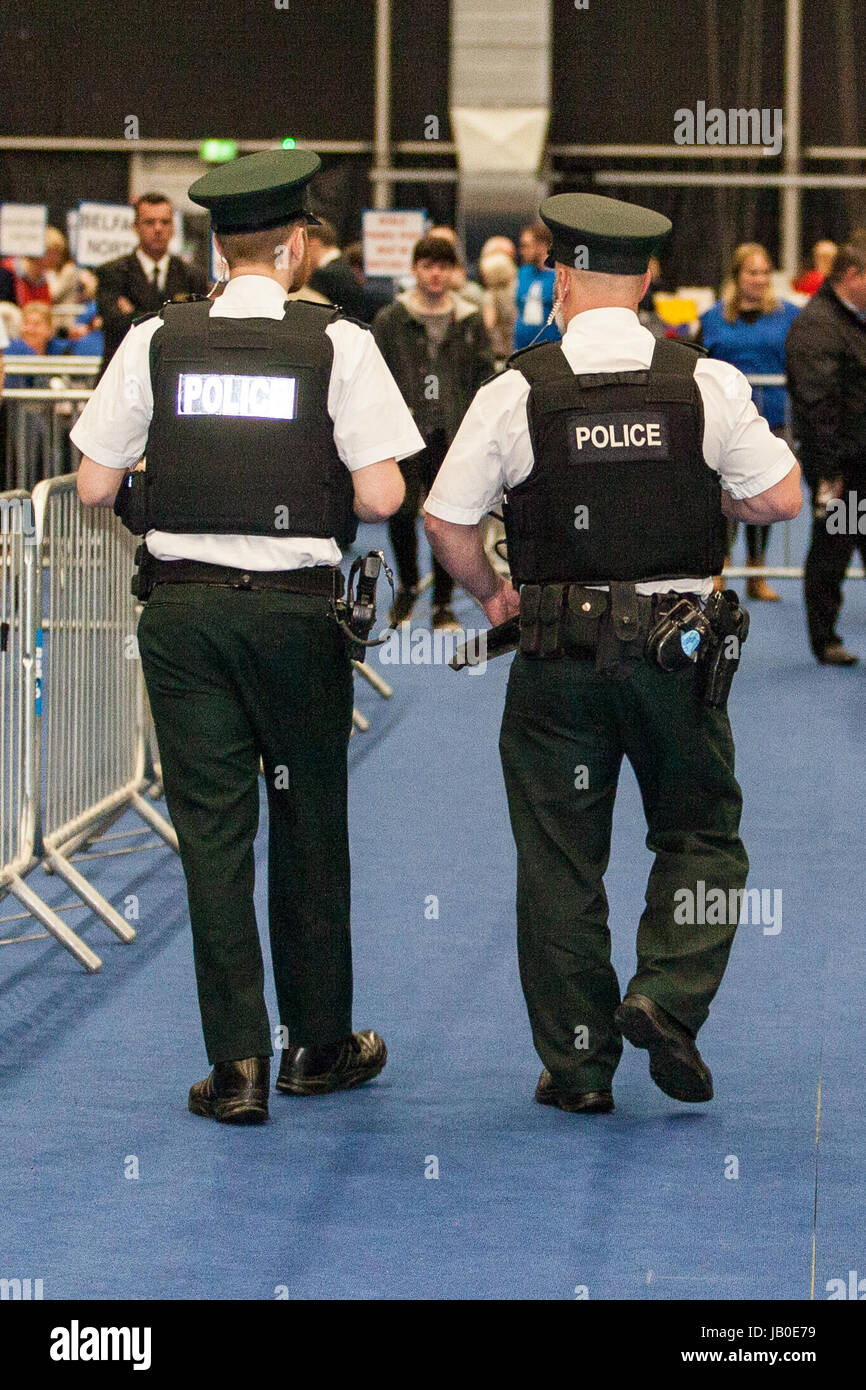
[
  {"xmin": 199, "ymin": 139, "xmax": 238, "ymax": 163},
  {"xmin": 281, "ymin": 137, "xmax": 297, "ymax": 150}
]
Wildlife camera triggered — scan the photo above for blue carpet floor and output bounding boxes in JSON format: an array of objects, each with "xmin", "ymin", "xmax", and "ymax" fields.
[{"xmin": 1, "ymin": 512, "xmax": 864, "ymax": 1300}]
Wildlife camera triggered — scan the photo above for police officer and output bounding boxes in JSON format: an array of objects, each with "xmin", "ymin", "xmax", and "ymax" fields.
[
  {"xmin": 425, "ymin": 193, "xmax": 801, "ymax": 1113},
  {"xmin": 72, "ymin": 150, "xmax": 424, "ymax": 1124}
]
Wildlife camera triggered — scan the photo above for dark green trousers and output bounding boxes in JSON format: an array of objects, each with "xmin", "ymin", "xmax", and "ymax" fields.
[
  {"xmin": 137, "ymin": 583, "xmax": 354, "ymax": 1064},
  {"xmin": 499, "ymin": 652, "xmax": 748, "ymax": 1092}
]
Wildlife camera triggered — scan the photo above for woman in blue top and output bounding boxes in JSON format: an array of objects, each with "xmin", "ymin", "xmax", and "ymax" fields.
[{"xmin": 699, "ymin": 242, "xmax": 800, "ymax": 600}]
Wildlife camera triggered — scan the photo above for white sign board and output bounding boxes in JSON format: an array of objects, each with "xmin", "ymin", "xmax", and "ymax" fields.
[
  {"xmin": 362, "ymin": 210, "xmax": 427, "ymax": 278},
  {"xmin": 76, "ymin": 203, "xmax": 184, "ymax": 267},
  {"xmin": 0, "ymin": 203, "xmax": 48, "ymax": 257}
]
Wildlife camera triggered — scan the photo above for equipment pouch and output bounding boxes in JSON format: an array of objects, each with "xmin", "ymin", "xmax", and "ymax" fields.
[
  {"xmin": 114, "ymin": 470, "xmax": 148, "ymax": 536},
  {"xmin": 562, "ymin": 585, "xmax": 607, "ymax": 651},
  {"xmin": 608, "ymin": 581, "xmax": 640, "ymax": 642},
  {"xmin": 519, "ymin": 583, "xmax": 567, "ymax": 658},
  {"xmin": 595, "ymin": 581, "xmax": 642, "ymax": 679}
]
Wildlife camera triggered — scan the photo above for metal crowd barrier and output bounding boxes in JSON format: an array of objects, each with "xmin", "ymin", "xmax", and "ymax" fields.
[
  {"xmin": 351, "ymin": 659, "xmax": 392, "ymax": 734},
  {"xmin": 0, "ymin": 478, "xmax": 177, "ymax": 974},
  {"xmin": 2, "ymin": 357, "xmax": 99, "ymax": 492}
]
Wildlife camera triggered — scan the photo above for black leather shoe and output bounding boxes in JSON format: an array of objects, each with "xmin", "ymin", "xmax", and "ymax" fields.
[
  {"xmin": 817, "ymin": 640, "xmax": 859, "ymax": 666},
  {"xmin": 275, "ymin": 1030, "xmax": 387, "ymax": 1096},
  {"xmin": 615, "ymin": 994, "xmax": 713, "ymax": 1102},
  {"xmin": 188, "ymin": 1057, "xmax": 270, "ymax": 1124},
  {"xmin": 535, "ymin": 1070, "xmax": 614, "ymax": 1113}
]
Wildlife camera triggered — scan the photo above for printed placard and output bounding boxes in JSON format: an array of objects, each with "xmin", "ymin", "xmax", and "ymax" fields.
[
  {"xmin": 0, "ymin": 203, "xmax": 48, "ymax": 257},
  {"xmin": 362, "ymin": 209, "xmax": 427, "ymax": 278}
]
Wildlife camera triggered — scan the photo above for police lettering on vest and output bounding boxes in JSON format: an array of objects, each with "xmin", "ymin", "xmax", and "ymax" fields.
[
  {"xmin": 177, "ymin": 373, "xmax": 297, "ymax": 420},
  {"xmin": 570, "ymin": 412, "xmax": 669, "ymax": 462},
  {"xmin": 502, "ymin": 337, "xmax": 725, "ymax": 587},
  {"xmin": 143, "ymin": 299, "xmax": 357, "ymax": 545}
]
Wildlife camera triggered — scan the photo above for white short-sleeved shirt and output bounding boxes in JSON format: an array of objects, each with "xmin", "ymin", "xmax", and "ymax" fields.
[
  {"xmin": 70, "ymin": 273, "xmax": 424, "ymax": 568},
  {"xmin": 424, "ymin": 307, "xmax": 799, "ymax": 597}
]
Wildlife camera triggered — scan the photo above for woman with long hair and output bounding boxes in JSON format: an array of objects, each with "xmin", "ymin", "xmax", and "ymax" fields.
[{"xmin": 699, "ymin": 242, "xmax": 800, "ymax": 600}]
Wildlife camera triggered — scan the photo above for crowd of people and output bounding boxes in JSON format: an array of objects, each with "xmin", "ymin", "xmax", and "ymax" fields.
[{"xmin": 2, "ymin": 191, "xmax": 865, "ymax": 664}]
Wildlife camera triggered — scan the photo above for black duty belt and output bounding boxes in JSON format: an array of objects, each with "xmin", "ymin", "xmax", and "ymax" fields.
[
  {"xmin": 518, "ymin": 582, "xmax": 700, "ymax": 658},
  {"xmin": 149, "ymin": 559, "xmax": 344, "ymax": 597}
]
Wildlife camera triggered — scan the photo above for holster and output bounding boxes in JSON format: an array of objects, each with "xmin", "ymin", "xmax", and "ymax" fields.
[
  {"xmin": 695, "ymin": 589, "xmax": 750, "ymax": 708},
  {"xmin": 130, "ymin": 544, "xmax": 156, "ymax": 601}
]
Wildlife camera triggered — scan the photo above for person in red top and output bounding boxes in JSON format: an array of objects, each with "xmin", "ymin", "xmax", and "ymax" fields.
[
  {"xmin": 793, "ymin": 240, "xmax": 837, "ymax": 296},
  {"xmin": 0, "ymin": 256, "xmax": 53, "ymax": 306}
]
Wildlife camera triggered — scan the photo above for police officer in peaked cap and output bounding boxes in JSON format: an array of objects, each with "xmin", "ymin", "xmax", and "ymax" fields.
[
  {"xmin": 425, "ymin": 193, "xmax": 801, "ymax": 1113},
  {"xmin": 73, "ymin": 148, "xmax": 424, "ymax": 1123}
]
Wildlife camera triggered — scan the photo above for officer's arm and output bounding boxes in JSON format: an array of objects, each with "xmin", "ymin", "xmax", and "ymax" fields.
[
  {"xmin": 351, "ymin": 458, "xmax": 405, "ymax": 521},
  {"xmin": 721, "ymin": 463, "xmax": 802, "ymax": 523},
  {"xmin": 77, "ymin": 456, "xmax": 130, "ymax": 507},
  {"xmin": 424, "ymin": 515, "xmax": 520, "ymax": 625}
]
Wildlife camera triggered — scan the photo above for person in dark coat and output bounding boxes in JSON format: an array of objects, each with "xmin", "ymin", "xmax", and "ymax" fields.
[
  {"xmin": 373, "ymin": 234, "xmax": 494, "ymax": 629},
  {"xmin": 786, "ymin": 233, "xmax": 866, "ymax": 664},
  {"xmin": 307, "ymin": 220, "xmax": 381, "ymax": 323}
]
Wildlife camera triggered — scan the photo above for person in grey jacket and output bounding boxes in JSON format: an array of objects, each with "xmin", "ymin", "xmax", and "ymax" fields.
[{"xmin": 373, "ymin": 235, "xmax": 494, "ymax": 629}]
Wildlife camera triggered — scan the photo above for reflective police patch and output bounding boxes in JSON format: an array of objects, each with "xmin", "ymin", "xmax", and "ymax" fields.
[
  {"xmin": 567, "ymin": 411, "xmax": 669, "ymax": 462},
  {"xmin": 177, "ymin": 373, "xmax": 297, "ymax": 420}
]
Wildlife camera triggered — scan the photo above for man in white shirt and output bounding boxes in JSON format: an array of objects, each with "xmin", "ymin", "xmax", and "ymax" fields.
[
  {"xmin": 425, "ymin": 193, "xmax": 801, "ymax": 1116},
  {"xmin": 73, "ymin": 150, "xmax": 423, "ymax": 1125}
]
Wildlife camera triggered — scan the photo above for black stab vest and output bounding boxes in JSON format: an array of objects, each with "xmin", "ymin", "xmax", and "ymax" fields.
[
  {"xmin": 143, "ymin": 299, "xmax": 357, "ymax": 547},
  {"xmin": 502, "ymin": 336, "xmax": 726, "ymax": 587}
]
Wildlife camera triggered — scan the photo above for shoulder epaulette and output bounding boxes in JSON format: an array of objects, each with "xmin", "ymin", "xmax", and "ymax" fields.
[
  {"xmin": 506, "ymin": 341, "xmax": 545, "ymax": 368},
  {"xmin": 673, "ymin": 337, "xmax": 708, "ymax": 356},
  {"xmin": 131, "ymin": 309, "xmax": 160, "ymax": 328}
]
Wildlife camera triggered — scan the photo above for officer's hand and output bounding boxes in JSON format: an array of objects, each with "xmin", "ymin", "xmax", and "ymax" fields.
[
  {"xmin": 116, "ymin": 296, "xmax": 136, "ymax": 316},
  {"xmin": 483, "ymin": 578, "xmax": 520, "ymax": 627}
]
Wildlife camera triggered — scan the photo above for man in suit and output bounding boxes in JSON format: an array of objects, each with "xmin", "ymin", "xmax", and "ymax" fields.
[{"xmin": 96, "ymin": 192, "xmax": 209, "ymax": 372}]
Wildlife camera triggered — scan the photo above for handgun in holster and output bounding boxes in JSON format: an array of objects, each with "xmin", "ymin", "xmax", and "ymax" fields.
[
  {"xmin": 695, "ymin": 589, "xmax": 750, "ymax": 708},
  {"xmin": 130, "ymin": 543, "xmax": 156, "ymax": 601}
]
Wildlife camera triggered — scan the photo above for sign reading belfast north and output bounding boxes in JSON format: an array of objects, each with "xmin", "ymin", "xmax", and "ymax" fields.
[{"xmin": 176, "ymin": 373, "xmax": 298, "ymax": 419}]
